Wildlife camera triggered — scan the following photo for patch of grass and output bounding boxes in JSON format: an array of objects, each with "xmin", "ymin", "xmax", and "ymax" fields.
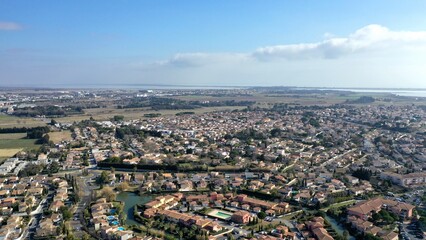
[
  {"xmin": 48, "ymin": 130, "xmax": 72, "ymax": 143},
  {"xmin": 55, "ymin": 106, "xmax": 246, "ymax": 122},
  {"xmin": 0, "ymin": 114, "xmax": 46, "ymax": 128},
  {"xmin": 0, "ymin": 139, "xmax": 38, "ymax": 149},
  {"xmin": 321, "ymin": 199, "xmax": 357, "ymax": 211},
  {"xmin": 0, "ymin": 148, "xmax": 23, "ymax": 158},
  {"xmin": 0, "ymin": 132, "xmax": 39, "ymax": 159},
  {"xmin": 0, "ymin": 133, "xmax": 27, "ymax": 140}
]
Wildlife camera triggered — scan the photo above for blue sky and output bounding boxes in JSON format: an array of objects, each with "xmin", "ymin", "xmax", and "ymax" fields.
[{"xmin": 1, "ymin": 1, "xmax": 426, "ymax": 88}]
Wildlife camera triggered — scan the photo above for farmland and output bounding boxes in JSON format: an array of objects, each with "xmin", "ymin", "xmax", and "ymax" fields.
[
  {"xmin": 0, "ymin": 114, "xmax": 46, "ymax": 129},
  {"xmin": 48, "ymin": 130, "xmax": 73, "ymax": 144},
  {"xmin": 0, "ymin": 133, "xmax": 39, "ymax": 161}
]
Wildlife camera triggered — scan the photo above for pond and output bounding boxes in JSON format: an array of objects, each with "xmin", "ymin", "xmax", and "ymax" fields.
[{"xmin": 116, "ymin": 191, "xmax": 153, "ymax": 226}]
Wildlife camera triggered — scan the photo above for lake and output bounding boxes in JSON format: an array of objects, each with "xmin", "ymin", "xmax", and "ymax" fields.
[{"xmin": 116, "ymin": 192, "xmax": 153, "ymax": 226}]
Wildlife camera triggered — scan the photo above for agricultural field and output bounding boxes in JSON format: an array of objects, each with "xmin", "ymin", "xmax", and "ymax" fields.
[
  {"xmin": 0, "ymin": 114, "xmax": 47, "ymax": 129},
  {"xmin": 173, "ymin": 92, "xmax": 424, "ymax": 108},
  {"xmin": 0, "ymin": 148, "xmax": 23, "ymax": 160},
  {"xmin": 0, "ymin": 134, "xmax": 39, "ymax": 161},
  {"xmin": 0, "ymin": 133, "xmax": 27, "ymax": 140},
  {"xmin": 48, "ymin": 130, "xmax": 73, "ymax": 144},
  {"xmin": 55, "ymin": 106, "xmax": 246, "ymax": 123}
]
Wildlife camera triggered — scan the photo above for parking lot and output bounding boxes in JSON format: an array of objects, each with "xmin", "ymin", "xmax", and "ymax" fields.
[{"xmin": 399, "ymin": 221, "xmax": 425, "ymax": 240}]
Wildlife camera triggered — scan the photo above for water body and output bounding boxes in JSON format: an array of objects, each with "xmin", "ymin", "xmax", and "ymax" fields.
[
  {"xmin": 324, "ymin": 215, "xmax": 355, "ymax": 240},
  {"xmin": 324, "ymin": 88, "xmax": 426, "ymax": 98},
  {"xmin": 116, "ymin": 192, "xmax": 153, "ymax": 226}
]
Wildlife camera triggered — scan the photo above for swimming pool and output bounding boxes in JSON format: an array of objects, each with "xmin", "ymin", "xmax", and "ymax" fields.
[
  {"xmin": 118, "ymin": 227, "xmax": 125, "ymax": 231},
  {"xmin": 207, "ymin": 209, "xmax": 233, "ymax": 220},
  {"xmin": 111, "ymin": 220, "xmax": 119, "ymax": 225},
  {"xmin": 215, "ymin": 211, "xmax": 232, "ymax": 218},
  {"xmin": 107, "ymin": 216, "xmax": 116, "ymax": 221}
]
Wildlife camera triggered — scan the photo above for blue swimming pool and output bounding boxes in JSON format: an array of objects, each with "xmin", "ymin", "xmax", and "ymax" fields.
[
  {"xmin": 118, "ymin": 227, "xmax": 125, "ymax": 231},
  {"xmin": 111, "ymin": 220, "xmax": 119, "ymax": 225},
  {"xmin": 107, "ymin": 216, "xmax": 116, "ymax": 221}
]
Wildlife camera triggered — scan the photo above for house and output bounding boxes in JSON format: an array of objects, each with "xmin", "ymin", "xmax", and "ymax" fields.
[
  {"xmin": 94, "ymin": 218, "xmax": 109, "ymax": 231},
  {"xmin": 312, "ymin": 227, "xmax": 334, "ymax": 240},
  {"xmin": 50, "ymin": 200, "xmax": 65, "ymax": 212},
  {"xmin": 27, "ymin": 187, "xmax": 44, "ymax": 196},
  {"xmin": 347, "ymin": 198, "xmax": 415, "ymax": 220},
  {"xmin": 380, "ymin": 172, "xmax": 426, "ymax": 187},
  {"xmin": 205, "ymin": 222, "xmax": 222, "ymax": 232},
  {"xmin": 231, "ymin": 210, "xmax": 251, "ymax": 224},
  {"xmin": 1, "ymin": 198, "xmax": 15, "ymax": 207},
  {"xmin": 50, "ymin": 213, "xmax": 62, "ymax": 224},
  {"xmin": 7, "ymin": 215, "xmax": 23, "ymax": 226}
]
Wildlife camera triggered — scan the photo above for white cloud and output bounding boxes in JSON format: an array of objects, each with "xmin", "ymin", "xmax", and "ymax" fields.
[
  {"xmin": 3, "ymin": 24, "xmax": 426, "ymax": 88},
  {"xmin": 253, "ymin": 24, "xmax": 426, "ymax": 60},
  {"xmin": 123, "ymin": 24, "xmax": 426, "ymax": 88},
  {"xmin": 0, "ymin": 21, "xmax": 23, "ymax": 31},
  {"xmin": 149, "ymin": 24, "xmax": 426, "ymax": 67},
  {"xmin": 154, "ymin": 52, "xmax": 250, "ymax": 68}
]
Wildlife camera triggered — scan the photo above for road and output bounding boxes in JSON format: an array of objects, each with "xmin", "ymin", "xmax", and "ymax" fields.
[
  {"xmin": 320, "ymin": 148, "xmax": 357, "ymax": 167},
  {"xmin": 72, "ymin": 171, "xmax": 101, "ymax": 239}
]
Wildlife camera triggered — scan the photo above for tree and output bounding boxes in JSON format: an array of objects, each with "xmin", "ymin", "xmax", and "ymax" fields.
[
  {"xmin": 352, "ymin": 168, "xmax": 372, "ymax": 181},
  {"xmin": 83, "ymin": 209, "xmax": 90, "ymax": 219},
  {"xmin": 113, "ymin": 115, "xmax": 124, "ymax": 122},
  {"xmin": 56, "ymin": 226, "xmax": 62, "ymax": 235},
  {"xmin": 82, "ymin": 233, "xmax": 90, "ymax": 240},
  {"xmin": 365, "ymin": 233, "xmax": 382, "ymax": 240},
  {"xmin": 257, "ymin": 211, "xmax": 267, "ymax": 219},
  {"xmin": 59, "ymin": 206, "xmax": 72, "ymax": 221},
  {"xmin": 82, "ymin": 158, "xmax": 89, "ymax": 166},
  {"xmin": 37, "ymin": 133, "xmax": 51, "ymax": 144},
  {"xmin": 26, "ymin": 197, "xmax": 33, "ymax": 207},
  {"xmin": 116, "ymin": 182, "xmax": 129, "ymax": 191},
  {"xmin": 97, "ymin": 170, "xmax": 110, "ymax": 185},
  {"xmin": 99, "ymin": 186, "xmax": 116, "ymax": 202},
  {"xmin": 343, "ymin": 230, "xmax": 349, "ymax": 240},
  {"xmin": 49, "ymin": 161, "xmax": 61, "ymax": 173}
]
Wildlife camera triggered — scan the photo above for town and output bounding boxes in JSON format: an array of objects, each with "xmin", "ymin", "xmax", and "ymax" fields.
[{"xmin": 0, "ymin": 87, "xmax": 425, "ymax": 240}]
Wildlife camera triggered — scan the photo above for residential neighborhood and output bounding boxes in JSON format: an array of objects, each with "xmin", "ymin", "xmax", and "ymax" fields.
[{"xmin": 0, "ymin": 88, "xmax": 425, "ymax": 240}]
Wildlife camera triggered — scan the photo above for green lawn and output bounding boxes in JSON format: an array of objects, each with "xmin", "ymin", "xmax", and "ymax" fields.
[
  {"xmin": 0, "ymin": 138, "xmax": 39, "ymax": 161},
  {"xmin": 321, "ymin": 199, "xmax": 357, "ymax": 211},
  {"xmin": 0, "ymin": 139, "xmax": 38, "ymax": 149}
]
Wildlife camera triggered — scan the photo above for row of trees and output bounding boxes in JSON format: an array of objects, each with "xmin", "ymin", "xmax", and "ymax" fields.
[{"xmin": 12, "ymin": 105, "xmax": 83, "ymax": 117}]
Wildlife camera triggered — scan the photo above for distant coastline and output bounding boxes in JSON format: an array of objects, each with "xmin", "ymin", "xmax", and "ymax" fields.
[{"xmin": 1, "ymin": 84, "xmax": 426, "ymax": 98}]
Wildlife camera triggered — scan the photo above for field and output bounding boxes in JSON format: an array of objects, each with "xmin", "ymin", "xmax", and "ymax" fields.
[
  {"xmin": 0, "ymin": 138, "xmax": 38, "ymax": 150},
  {"xmin": 0, "ymin": 114, "xmax": 47, "ymax": 129},
  {"xmin": 0, "ymin": 134, "xmax": 39, "ymax": 161},
  {"xmin": 0, "ymin": 148, "xmax": 23, "ymax": 158},
  {"xmin": 53, "ymin": 92, "xmax": 404, "ymax": 123},
  {"xmin": 0, "ymin": 133, "xmax": 27, "ymax": 140},
  {"xmin": 173, "ymin": 92, "xmax": 425, "ymax": 108},
  {"xmin": 55, "ymin": 106, "xmax": 246, "ymax": 123},
  {"xmin": 48, "ymin": 131, "xmax": 72, "ymax": 143}
]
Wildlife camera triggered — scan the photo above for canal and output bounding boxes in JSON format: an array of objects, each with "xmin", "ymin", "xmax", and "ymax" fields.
[
  {"xmin": 324, "ymin": 215, "xmax": 355, "ymax": 240},
  {"xmin": 116, "ymin": 191, "xmax": 153, "ymax": 226}
]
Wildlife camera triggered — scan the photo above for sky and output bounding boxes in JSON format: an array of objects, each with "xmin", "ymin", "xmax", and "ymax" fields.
[{"xmin": 1, "ymin": 1, "xmax": 426, "ymax": 88}]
